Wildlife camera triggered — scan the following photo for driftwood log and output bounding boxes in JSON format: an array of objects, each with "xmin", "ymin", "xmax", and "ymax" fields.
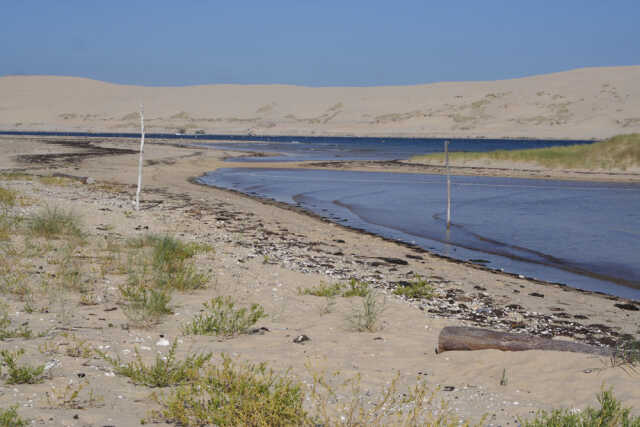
[{"xmin": 437, "ymin": 326, "xmax": 612, "ymax": 356}]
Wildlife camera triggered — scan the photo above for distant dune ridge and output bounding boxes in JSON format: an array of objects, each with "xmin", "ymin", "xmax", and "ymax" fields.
[{"xmin": 1, "ymin": 66, "xmax": 639, "ymax": 139}]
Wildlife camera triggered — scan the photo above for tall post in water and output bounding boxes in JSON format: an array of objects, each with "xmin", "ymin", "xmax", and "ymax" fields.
[
  {"xmin": 135, "ymin": 104, "xmax": 145, "ymax": 211},
  {"xmin": 445, "ymin": 140, "xmax": 451, "ymax": 229}
]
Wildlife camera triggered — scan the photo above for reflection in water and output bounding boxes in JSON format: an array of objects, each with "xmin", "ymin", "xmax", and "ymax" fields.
[{"xmin": 198, "ymin": 168, "xmax": 640, "ymax": 300}]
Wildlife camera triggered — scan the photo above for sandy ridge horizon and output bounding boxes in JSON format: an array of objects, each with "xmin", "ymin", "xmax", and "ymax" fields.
[{"xmin": 2, "ymin": 65, "xmax": 639, "ymax": 139}]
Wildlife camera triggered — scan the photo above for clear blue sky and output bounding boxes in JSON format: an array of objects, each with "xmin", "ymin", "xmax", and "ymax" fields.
[{"xmin": 2, "ymin": 0, "xmax": 639, "ymax": 86}]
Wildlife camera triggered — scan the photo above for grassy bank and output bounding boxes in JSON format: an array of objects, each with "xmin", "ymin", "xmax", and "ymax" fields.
[{"xmin": 411, "ymin": 134, "xmax": 640, "ymax": 171}]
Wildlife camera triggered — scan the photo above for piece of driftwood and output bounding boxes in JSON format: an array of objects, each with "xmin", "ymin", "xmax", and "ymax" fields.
[{"xmin": 437, "ymin": 326, "xmax": 612, "ymax": 356}]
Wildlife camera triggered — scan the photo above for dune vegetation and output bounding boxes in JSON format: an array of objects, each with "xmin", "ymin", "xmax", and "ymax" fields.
[{"xmin": 411, "ymin": 134, "xmax": 640, "ymax": 171}]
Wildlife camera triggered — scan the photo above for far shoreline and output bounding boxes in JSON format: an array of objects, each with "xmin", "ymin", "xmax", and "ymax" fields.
[{"xmin": 0, "ymin": 129, "xmax": 600, "ymax": 143}]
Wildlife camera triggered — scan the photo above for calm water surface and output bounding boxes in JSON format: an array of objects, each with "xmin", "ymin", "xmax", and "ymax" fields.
[
  {"xmin": 199, "ymin": 168, "xmax": 640, "ymax": 300},
  {"xmin": 200, "ymin": 137, "xmax": 592, "ymax": 162}
]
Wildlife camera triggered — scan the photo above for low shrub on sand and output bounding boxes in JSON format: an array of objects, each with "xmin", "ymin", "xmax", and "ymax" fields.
[{"xmin": 148, "ymin": 355, "xmax": 307, "ymax": 426}]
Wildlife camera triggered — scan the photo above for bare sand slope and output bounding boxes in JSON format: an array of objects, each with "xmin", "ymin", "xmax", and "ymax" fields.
[{"xmin": 1, "ymin": 66, "xmax": 639, "ymax": 139}]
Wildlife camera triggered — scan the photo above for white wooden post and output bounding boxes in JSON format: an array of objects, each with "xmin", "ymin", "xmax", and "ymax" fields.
[
  {"xmin": 135, "ymin": 104, "xmax": 145, "ymax": 211},
  {"xmin": 445, "ymin": 140, "xmax": 451, "ymax": 229}
]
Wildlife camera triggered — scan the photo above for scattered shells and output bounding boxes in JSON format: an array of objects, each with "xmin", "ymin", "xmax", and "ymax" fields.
[{"xmin": 155, "ymin": 338, "xmax": 170, "ymax": 346}]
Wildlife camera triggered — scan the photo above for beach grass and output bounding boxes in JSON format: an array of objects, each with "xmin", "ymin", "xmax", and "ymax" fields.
[
  {"xmin": 0, "ymin": 188, "xmax": 16, "ymax": 241},
  {"xmin": 299, "ymin": 278, "xmax": 370, "ymax": 298},
  {"xmin": 149, "ymin": 354, "xmax": 308, "ymax": 426},
  {"xmin": 98, "ymin": 339, "xmax": 212, "ymax": 388},
  {"xmin": 393, "ymin": 275, "xmax": 435, "ymax": 299},
  {"xmin": 0, "ymin": 406, "xmax": 28, "ymax": 427},
  {"xmin": 0, "ymin": 306, "xmax": 33, "ymax": 340},
  {"xmin": 182, "ymin": 296, "xmax": 266, "ymax": 337},
  {"xmin": 27, "ymin": 206, "xmax": 84, "ymax": 240},
  {"xmin": 411, "ymin": 133, "xmax": 640, "ymax": 171},
  {"xmin": 0, "ymin": 348, "xmax": 45, "ymax": 385},
  {"xmin": 522, "ymin": 388, "xmax": 640, "ymax": 426},
  {"xmin": 127, "ymin": 234, "xmax": 210, "ymax": 291},
  {"xmin": 348, "ymin": 291, "xmax": 385, "ymax": 332}
]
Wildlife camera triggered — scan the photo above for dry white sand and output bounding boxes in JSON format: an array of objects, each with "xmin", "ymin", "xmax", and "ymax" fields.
[{"xmin": 1, "ymin": 66, "xmax": 640, "ymax": 139}]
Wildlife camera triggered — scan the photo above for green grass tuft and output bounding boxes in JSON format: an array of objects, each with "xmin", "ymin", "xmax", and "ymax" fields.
[
  {"xmin": 611, "ymin": 336, "xmax": 640, "ymax": 372},
  {"xmin": 98, "ymin": 339, "xmax": 211, "ymax": 388},
  {"xmin": 0, "ymin": 172, "xmax": 33, "ymax": 182},
  {"xmin": 341, "ymin": 278, "xmax": 370, "ymax": 297},
  {"xmin": 149, "ymin": 355, "xmax": 307, "ymax": 426},
  {"xmin": 0, "ymin": 187, "xmax": 18, "ymax": 241},
  {"xmin": 0, "ymin": 311, "xmax": 33, "ymax": 340},
  {"xmin": 522, "ymin": 388, "xmax": 640, "ymax": 426},
  {"xmin": 298, "ymin": 282, "xmax": 344, "ymax": 297},
  {"xmin": 393, "ymin": 275, "xmax": 435, "ymax": 299},
  {"xmin": 127, "ymin": 234, "xmax": 210, "ymax": 291},
  {"xmin": 28, "ymin": 206, "xmax": 84, "ymax": 240},
  {"xmin": 0, "ymin": 406, "xmax": 28, "ymax": 427},
  {"xmin": 119, "ymin": 280, "xmax": 173, "ymax": 326},
  {"xmin": 0, "ymin": 187, "xmax": 16, "ymax": 208},
  {"xmin": 119, "ymin": 235, "xmax": 213, "ymax": 326},
  {"xmin": 308, "ymin": 370, "xmax": 469, "ymax": 426},
  {"xmin": 299, "ymin": 278, "xmax": 370, "ymax": 298},
  {"xmin": 182, "ymin": 296, "xmax": 266, "ymax": 337},
  {"xmin": 0, "ymin": 348, "xmax": 45, "ymax": 384},
  {"xmin": 348, "ymin": 291, "xmax": 385, "ymax": 332}
]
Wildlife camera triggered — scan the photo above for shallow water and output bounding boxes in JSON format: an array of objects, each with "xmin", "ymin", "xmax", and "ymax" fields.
[
  {"xmin": 200, "ymin": 137, "xmax": 593, "ymax": 162},
  {"xmin": 199, "ymin": 168, "xmax": 640, "ymax": 300}
]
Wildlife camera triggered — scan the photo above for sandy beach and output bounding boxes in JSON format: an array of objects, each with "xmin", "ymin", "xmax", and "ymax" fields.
[{"xmin": 0, "ymin": 134, "xmax": 638, "ymax": 425}]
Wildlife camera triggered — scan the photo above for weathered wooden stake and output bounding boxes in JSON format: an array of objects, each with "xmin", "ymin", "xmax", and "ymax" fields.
[
  {"xmin": 135, "ymin": 104, "xmax": 145, "ymax": 211},
  {"xmin": 445, "ymin": 140, "xmax": 451, "ymax": 229}
]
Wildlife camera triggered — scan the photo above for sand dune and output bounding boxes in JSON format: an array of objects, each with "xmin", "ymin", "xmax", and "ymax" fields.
[{"xmin": 1, "ymin": 66, "xmax": 640, "ymax": 139}]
